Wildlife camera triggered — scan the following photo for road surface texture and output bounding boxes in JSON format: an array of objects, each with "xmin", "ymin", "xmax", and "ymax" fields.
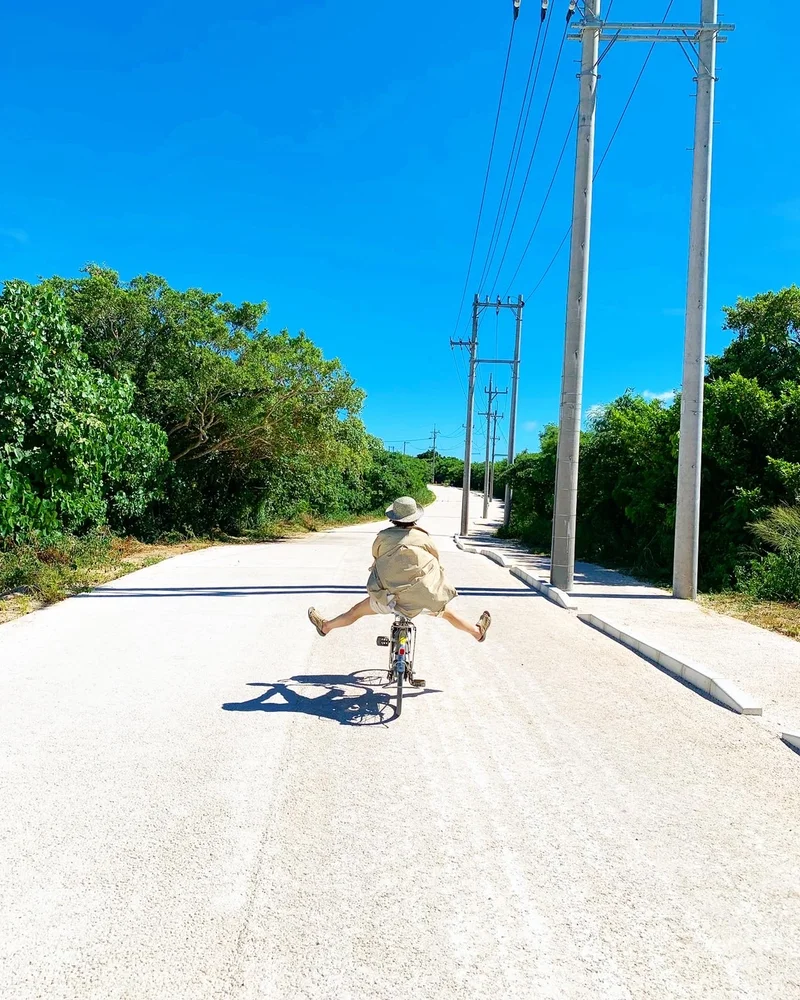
[
  {"xmin": 2, "ymin": 487, "xmax": 800, "ymax": 1000},
  {"xmin": 468, "ymin": 528, "xmax": 800, "ymax": 735}
]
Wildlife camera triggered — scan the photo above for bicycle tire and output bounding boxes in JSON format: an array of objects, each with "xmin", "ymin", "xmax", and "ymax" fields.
[{"xmin": 395, "ymin": 660, "xmax": 404, "ymax": 717}]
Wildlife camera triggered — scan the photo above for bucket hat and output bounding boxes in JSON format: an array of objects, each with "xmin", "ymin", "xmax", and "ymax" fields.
[{"xmin": 385, "ymin": 496, "xmax": 425, "ymax": 524}]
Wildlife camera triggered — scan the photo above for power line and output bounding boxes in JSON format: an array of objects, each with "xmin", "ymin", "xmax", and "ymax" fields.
[
  {"xmin": 450, "ymin": 344, "xmax": 468, "ymax": 399},
  {"xmin": 450, "ymin": 19, "xmax": 517, "ymax": 342},
  {"xmin": 526, "ymin": 0, "xmax": 676, "ymax": 299},
  {"xmin": 489, "ymin": 21, "xmax": 571, "ymax": 295},
  {"xmin": 502, "ymin": 103, "xmax": 578, "ymax": 295},
  {"xmin": 477, "ymin": 14, "xmax": 551, "ymax": 293}
]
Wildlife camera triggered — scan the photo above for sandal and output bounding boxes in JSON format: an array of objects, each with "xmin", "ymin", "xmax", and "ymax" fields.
[
  {"xmin": 477, "ymin": 610, "xmax": 491, "ymax": 643},
  {"xmin": 308, "ymin": 607, "xmax": 327, "ymax": 638}
]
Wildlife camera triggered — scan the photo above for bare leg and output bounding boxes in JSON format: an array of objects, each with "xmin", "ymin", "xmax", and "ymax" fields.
[
  {"xmin": 322, "ymin": 597, "xmax": 377, "ymax": 635},
  {"xmin": 441, "ymin": 607, "xmax": 482, "ymax": 641}
]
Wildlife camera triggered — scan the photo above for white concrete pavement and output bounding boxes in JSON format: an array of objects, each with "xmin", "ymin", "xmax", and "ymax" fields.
[
  {"xmin": 462, "ymin": 526, "xmax": 800, "ymax": 735},
  {"xmin": 2, "ymin": 487, "xmax": 800, "ymax": 999}
]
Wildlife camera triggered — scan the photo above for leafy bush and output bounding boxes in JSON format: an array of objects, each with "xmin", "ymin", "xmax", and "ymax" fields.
[
  {"xmin": 0, "ymin": 281, "xmax": 169, "ymax": 541},
  {"xmin": 502, "ymin": 288, "xmax": 800, "ymax": 591},
  {"xmin": 737, "ymin": 552, "xmax": 800, "ymax": 601},
  {"xmin": 736, "ymin": 505, "xmax": 800, "ymax": 601}
]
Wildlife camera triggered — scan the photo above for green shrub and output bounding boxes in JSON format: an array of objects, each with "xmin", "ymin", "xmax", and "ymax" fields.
[
  {"xmin": 0, "ymin": 281, "xmax": 168, "ymax": 541},
  {"xmin": 736, "ymin": 552, "xmax": 800, "ymax": 601}
]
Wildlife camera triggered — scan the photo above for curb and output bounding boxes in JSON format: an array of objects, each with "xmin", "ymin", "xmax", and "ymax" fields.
[
  {"xmin": 453, "ymin": 535, "xmax": 577, "ymax": 610},
  {"xmin": 509, "ymin": 565, "xmax": 578, "ymax": 610},
  {"xmin": 478, "ymin": 547, "xmax": 511, "ymax": 569},
  {"xmin": 782, "ymin": 732, "xmax": 800, "ymax": 753},
  {"xmin": 578, "ymin": 613, "xmax": 763, "ymax": 716}
]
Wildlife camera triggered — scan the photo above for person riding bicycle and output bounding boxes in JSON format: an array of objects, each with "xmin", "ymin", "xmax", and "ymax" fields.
[{"xmin": 307, "ymin": 496, "xmax": 491, "ymax": 641}]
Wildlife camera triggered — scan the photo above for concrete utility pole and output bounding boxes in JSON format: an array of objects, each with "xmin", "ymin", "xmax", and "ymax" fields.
[
  {"xmin": 450, "ymin": 295, "xmax": 525, "ymax": 535},
  {"xmin": 456, "ymin": 296, "xmax": 479, "ymax": 536},
  {"xmin": 453, "ymin": 296, "xmax": 524, "ymax": 536},
  {"xmin": 504, "ymin": 294, "xmax": 523, "ymax": 529},
  {"xmin": 430, "ymin": 426, "xmax": 438, "ymax": 484},
  {"xmin": 550, "ymin": 0, "xmax": 600, "ymax": 593},
  {"xmin": 673, "ymin": 0, "xmax": 719, "ymax": 600},
  {"xmin": 551, "ymin": 4, "xmax": 734, "ymax": 593},
  {"xmin": 488, "ymin": 410, "xmax": 504, "ymax": 505},
  {"xmin": 481, "ymin": 375, "xmax": 508, "ymax": 518}
]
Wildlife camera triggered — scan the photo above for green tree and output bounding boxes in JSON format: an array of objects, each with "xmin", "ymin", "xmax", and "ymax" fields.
[
  {"xmin": 45, "ymin": 267, "xmax": 365, "ymax": 470},
  {"xmin": 708, "ymin": 286, "xmax": 800, "ymax": 392},
  {"xmin": 0, "ymin": 281, "xmax": 168, "ymax": 540}
]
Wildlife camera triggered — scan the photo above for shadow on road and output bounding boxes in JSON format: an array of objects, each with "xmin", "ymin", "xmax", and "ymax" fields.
[
  {"xmin": 79, "ymin": 585, "xmax": 538, "ymax": 599},
  {"xmin": 222, "ymin": 672, "xmax": 439, "ymax": 726}
]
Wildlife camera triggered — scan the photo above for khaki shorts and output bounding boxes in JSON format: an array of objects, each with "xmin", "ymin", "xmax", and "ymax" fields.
[
  {"xmin": 368, "ymin": 592, "xmax": 446, "ymax": 618},
  {"xmin": 368, "ymin": 592, "xmax": 397, "ymax": 615}
]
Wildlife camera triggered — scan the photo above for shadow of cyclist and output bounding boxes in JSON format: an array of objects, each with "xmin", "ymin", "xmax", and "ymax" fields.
[{"xmin": 222, "ymin": 674, "xmax": 439, "ymax": 726}]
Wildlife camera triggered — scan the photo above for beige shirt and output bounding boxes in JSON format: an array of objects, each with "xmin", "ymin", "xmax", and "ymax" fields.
[{"xmin": 366, "ymin": 525, "xmax": 457, "ymax": 617}]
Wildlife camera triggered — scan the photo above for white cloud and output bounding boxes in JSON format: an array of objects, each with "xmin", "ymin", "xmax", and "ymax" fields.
[
  {"xmin": 523, "ymin": 421, "xmax": 537, "ymax": 432},
  {"xmin": 642, "ymin": 390, "xmax": 676, "ymax": 403},
  {"xmin": 0, "ymin": 227, "xmax": 29, "ymax": 245}
]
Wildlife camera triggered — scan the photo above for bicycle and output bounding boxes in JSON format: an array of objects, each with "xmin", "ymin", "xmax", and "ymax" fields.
[{"xmin": 376, "ymin": 614, "xmax": 425, "ymax": 717}]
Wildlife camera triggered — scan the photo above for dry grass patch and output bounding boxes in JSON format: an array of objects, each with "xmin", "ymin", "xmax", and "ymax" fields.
[
  {"xmin": 0, "ymin": 536, "xmax": 213, "ymax": 626},
  {"xmin": 700, "ymin": 592, "xmax": 800, "ymax": 641}
]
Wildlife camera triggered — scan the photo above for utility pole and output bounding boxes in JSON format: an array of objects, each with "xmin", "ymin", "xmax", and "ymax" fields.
[
  {"xmin": 673, "ymin": 0, "xmax": 719, "ymax": 600},
  {"xmin": 489, "ymin": 410, "xmax": 504, "ymax": 503},
  {"xmin": 551, "ymin": 5, "xmax": 734, "ymax": 593},
  {"xmin": 504, "ymin": 294, "xmax": 523, "ymax": 529},
  {"xmin": 458, "ymin": 296, "xmax": 479, "ymax": 536},
  {"xmin": 480, "ymin": 374, "xmax": 507, "ymax": 519},
  {"xmin": 453, "ymin": 295, "xmax": 524, "ymax": 536},
  {"xmin": 430, "ymin": 426, "xmax": 438, "ymax": 484},
  {"xmin": 551, "ymin": 0, "xmax": 600, "ymax": 593}
]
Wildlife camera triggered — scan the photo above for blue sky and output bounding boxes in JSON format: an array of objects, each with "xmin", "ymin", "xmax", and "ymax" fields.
[{"xmin": 1, "ymin": 1, "xmax": 795, "ymax": 459}]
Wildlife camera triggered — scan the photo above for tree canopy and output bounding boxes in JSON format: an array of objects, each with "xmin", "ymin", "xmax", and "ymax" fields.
[
  {"xmin": 1, "ymin": 268, "xmax": 431, "ymax": 541},
  {"xmin": 505, "ymin": 286, "xmax": 800, "ymax": 593}
]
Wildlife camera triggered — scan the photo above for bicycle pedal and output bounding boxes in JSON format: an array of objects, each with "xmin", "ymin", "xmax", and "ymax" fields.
[{"xmin": 410, "ymin": 678, "xmax": 426, "ymax": 688}]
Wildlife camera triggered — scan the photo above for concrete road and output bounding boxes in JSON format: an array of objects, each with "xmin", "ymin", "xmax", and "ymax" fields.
[{"xmin": 1, "ymin": 488, "xmax": 800, "ymax": 1000}]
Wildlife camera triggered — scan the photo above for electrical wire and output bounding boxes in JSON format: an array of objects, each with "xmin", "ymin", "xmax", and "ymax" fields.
[
  {"xmin": 450, "ymin": 344, "xmax": 469, "ymax": 399},
  {"xmin": 502, "ymin": 102, "xmax": 578, "ymax": 296},
  {"xmin": 526, "ymin": 0, "xmax": 675, "ymax": 298},
  {"xmin": 489, "ymin": 21, "xmax": 572, "ymax": 295},
  {"xmin": 450, "ymin": 19, "xmax": 517, "ymax": 342},
  {"xmin": 475, "ymin": 16, "xmax": 549, "ymax": 295}
]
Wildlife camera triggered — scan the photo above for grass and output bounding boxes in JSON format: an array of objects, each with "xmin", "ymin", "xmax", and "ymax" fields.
[
  {"xmin": 699, "ymin": 592, "xmax": 800, "ymax": 641},
  {"xmin": 0, "ymin": 531, "xmax": 212, "ymax": 626}
]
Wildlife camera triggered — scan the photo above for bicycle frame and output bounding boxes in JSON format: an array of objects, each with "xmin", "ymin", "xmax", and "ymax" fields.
[{"xmin": 376, "ymin": 613, "xmax": 423, "ymax": 717}]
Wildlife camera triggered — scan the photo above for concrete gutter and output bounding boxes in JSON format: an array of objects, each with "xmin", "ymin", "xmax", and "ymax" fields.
[
  {"xmin": 507, "ymin": 565, "xmax": 578, "ymax": 610},
  {"xmin": 578, "ymin": 613, "xmax": 763, "ymax": 716},
  {"xmin": 782, "ymin": 732, "xmax": 800, "ymax": 753},
  {"xmin": 453, "ymin": 534, "xmax": 473, "ymax": 553},
  {"xmin": 453, "ymin": 536, "xmax": 577, "ymax": 610}
]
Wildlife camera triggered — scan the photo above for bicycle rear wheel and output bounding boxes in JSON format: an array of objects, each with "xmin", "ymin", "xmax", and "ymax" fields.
[{"xmin": 395, "ymin": 661, "xmax": 404, "ymax": 717}]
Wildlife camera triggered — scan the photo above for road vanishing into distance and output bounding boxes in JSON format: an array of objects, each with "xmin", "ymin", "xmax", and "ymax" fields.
[{"xmin": 1, "ymin": 488, "xmax": 799, "ymax": 999}]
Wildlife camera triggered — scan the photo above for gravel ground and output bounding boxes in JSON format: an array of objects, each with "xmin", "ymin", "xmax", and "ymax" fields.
[{"xmin": 1, "ymin": 488, "xmax": 800, "ymax": 999}]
